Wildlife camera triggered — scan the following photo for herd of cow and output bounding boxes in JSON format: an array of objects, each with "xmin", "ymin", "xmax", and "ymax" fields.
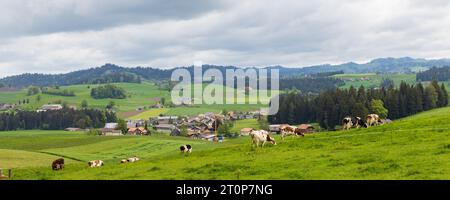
[
  {"xmin": 342, "ymin": 114, "xmax": 386, "ymax": 130},
  {"xmin": 247, "ymin": 113, "xmax": 388, "ymax": 149},
  {"xmin": 50, "ymin": 115, "xmax": 387, "ymax": 171},
  {"xmin": 51, "ymin": 144, "xmax": 193, "ymax": 171}
]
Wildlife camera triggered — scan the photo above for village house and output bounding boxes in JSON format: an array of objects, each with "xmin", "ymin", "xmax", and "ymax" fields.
[
  {"xmin": 154, "ymin": 124, "xmax": 176, "ymax": 133},
  {"xmin": 101, "ymin": 129, "xmax": 122, "ymax": 136},
  {"xmin": 269, "ymin": 124, "xmax": 290, "ymax": 133},
  {"xmin": 157, "ymin": 116, "xmax": 178, "ymax": 124},
  {"xmin": 0, "ymin": 103, "xmax": 15, "ymax": 110},
  {"xmin": 37, "ymin": 104, "xmax": 63, "ymax": 112},
  {"xmin": 297, "ymin": 124, "xmax": 315, "ymax": 134},
  {"xmin": 127, "ymin": 127, "xmax": 148, "ymax": 135},
  {"xmin": 64, "ymin": 127, "xmax": 85, "ymax": 132},
  {"xmin": 101, "ymin": 123, "xmax": 122, "ymax": 136},
  {"xmin": 127, "ymin": 120, "xmax": 145, "ymax": 129}
]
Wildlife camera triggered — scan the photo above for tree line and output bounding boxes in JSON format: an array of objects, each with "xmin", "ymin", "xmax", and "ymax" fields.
[
  {"xmin": 416, "ymin": 66, "xmax": 450, "ymax": 81},
  {"xmin": 268, "ymin": 80, "xmax": 448, "ymax": 130},
  {"xmin": 0, "ymin": 108, "xmax": 118, "ymax": 131},
  {"xmin": 90, "ymin": 84, "xmax": 127, "ymax": 99}
]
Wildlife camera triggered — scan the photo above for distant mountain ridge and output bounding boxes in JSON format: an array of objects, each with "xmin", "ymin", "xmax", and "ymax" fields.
[{"xmin": 1, "ymin": 57, "xmax": 450, "ymax": 87}]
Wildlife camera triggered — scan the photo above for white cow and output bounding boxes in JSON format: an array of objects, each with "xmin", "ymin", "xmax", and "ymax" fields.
[
  {"xmin": 366, "ymin": 114, "xmax": 380, "ymax": 127},
  {"xmin": 249, "ymin": 130, "xmax": 277, "ymax": 147},
  {"xmin": 88, "ymin": 160, "xmax": 104, "ymax": 167}
]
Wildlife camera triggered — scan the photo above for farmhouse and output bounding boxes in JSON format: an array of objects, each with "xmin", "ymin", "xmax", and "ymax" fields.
[
  {"xmin": 0, "ymin": 103, "xmax": 15, "ymax": 110},
  {"xmin": 101, "ymin": 123, "xmax": 122, "ymax": 136},
  {"xmin": 101, "ymin": 128, "xmax": 122, "ymax": 136},
  {"xmin": 37, "ymin": 104, "xmax": 63, "ymax": 112},
  {"xmin": 127, "ymin": 120, "xmax": 145, "ymax": 128},
  {"xmin": 64, "ymin": 127, "xmax": 84, "ymax": 132},
  {"xmin": 104, "ymin": 123, "xmax": 118, "ymax": 129},
  {"xmin": 297, "ymin": 124, "xmax": 315, "ymax": 134},
  {"xmin": 127, "ymin": 127, "xmax": 148, "ymax": 135},
  {"xmin": 269, "ymin": 124, "xmax": 289, "ymax": 133},
  {"xmin": 154, "ymin": 124, "xmax": 176, "ymax": 133},
  {"xmin": 157, "ymin": 116, "xmax": 178, "ymax": 124}
]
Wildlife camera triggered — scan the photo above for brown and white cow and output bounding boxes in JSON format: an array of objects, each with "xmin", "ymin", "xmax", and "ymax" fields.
[
  {"xmin": 366, "ymin": 114, "xmax": 380, "ymax": 127},
  {"xmin": 88, "ymin": 160, "xmax": 104, "ymax": 167},
  {"xmin": 249, "ymin": 130, "xmax": 277, "ymax": 147},
  {"xmin": 52, "ymin": 158, "xmax": 64, "ymax": 171},
  {"xmin": 342, "ymin": 117, "xmax": 353, "ymax": 130},
  {"xmin": 281, "ymin": 126, "xmax": 305, "ymax": 139}
]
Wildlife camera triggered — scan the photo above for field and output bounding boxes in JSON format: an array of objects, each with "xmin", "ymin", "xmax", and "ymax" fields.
[
  {"xmin": 0, "ymin": 82, "xmax": 267, "ymax": 119},
  {"xmin": 333, "ymin": 73, "xmax": 417, "ymax": 89},
  {"xmin": 1, "ymin": 107, "xmax": 449, "ymax": 180}
]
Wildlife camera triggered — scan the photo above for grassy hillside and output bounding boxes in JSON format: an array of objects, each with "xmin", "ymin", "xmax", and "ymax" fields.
[
  {"xmin": 334, "ymin": 73, "xmax": 416, "ymax": 89},
  {"xmin": 2, "ymin": 107, "xmax": 449, "ymax": 180},
  {"xmin": 0, "ymin": 82, "xmax": 267, "ymax": 118}
]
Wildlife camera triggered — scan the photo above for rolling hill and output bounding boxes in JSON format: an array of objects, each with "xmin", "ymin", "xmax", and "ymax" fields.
[
  {"xmin": 2, "ymin": 57, "xmax": 450, "ymax": 87},
  {"xmin": 2, "ymin": 107, "xmax": 449, "ymax": 180}
]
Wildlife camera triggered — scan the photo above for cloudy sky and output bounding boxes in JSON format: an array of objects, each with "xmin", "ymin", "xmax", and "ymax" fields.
[{"xmin": 1, "ymin": 0, "xmax": 450, "ymax": 77}]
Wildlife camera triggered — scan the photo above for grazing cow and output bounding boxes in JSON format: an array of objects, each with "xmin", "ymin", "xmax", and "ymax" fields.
[
  {"xmin": 88, "ymin": 160, "xmax": 104, "ymax": 167},
  {"xmin": 121, "ymin": 156, "xmax": 140, "ymax": 163},
  {"xmin": 52, "ymin": 158, "xmax": 65, "ymax": 171},
  {"xmin": 249, "ymin": 130, "xmax": 277, "ymax": 147},
  {"xmin": 366, "ymin": 114, "xmax": 380, "ymax": 127},
  {"xmin": 294, "ymin": 128, "xmax": 305, "ymax": 137},
  {"xmin": 180, "ymin": 144, "xmax": 192, "ymax": 154},
  {"xmin": 281, "ymin": 126, "xmax": 297, "ymax": 140},
  {"xmin": 342, "ymin": 117, "xmax": 353, "ymax": 130},
  {"xmin": 353, "ymin": 117, "xmax": 367, "ymax": 128}
]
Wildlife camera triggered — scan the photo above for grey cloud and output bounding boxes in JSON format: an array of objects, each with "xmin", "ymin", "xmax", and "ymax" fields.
[
  {"xmin": 0, "ymin": 0, "xmax": 230, "ymax": 37},
  {"xmin": 1, "ymin": 0, "xmax": 450, "ymax": 77}
]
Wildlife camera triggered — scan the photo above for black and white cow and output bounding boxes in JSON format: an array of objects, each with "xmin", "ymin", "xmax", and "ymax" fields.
[
  {"xmin": 180, "ymin": 144, "xmax": 192, "ymax": 154},
  {"xmin": 342, "ymin": 117, "xmax": 353, "ymax": 130},
  {"xmin": 352, "ymin": 117, "xmax": 367, "ymax": 128},
  {"xmin": 121, "ymin": 156, "xmax": 140, "ymax": 163}
]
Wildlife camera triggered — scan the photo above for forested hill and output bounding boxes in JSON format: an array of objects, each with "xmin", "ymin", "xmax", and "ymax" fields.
[
  {"xmin": 416, "ymin": 66, "xmax": 450, "ymax": 81},
  {"xmin": 2, "ymin": 57, "xmax": 450, "ymax": 87}
]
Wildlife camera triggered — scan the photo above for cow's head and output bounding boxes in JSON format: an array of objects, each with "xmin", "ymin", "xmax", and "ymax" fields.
[{"xmin": 266, "ymin": 134, "xmax": 277, "ymax": 145}]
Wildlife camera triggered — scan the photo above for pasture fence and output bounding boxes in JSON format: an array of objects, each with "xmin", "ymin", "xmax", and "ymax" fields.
[{"xmin": 0, "ymin": 168, "xmax": 13, "ymax": 180}]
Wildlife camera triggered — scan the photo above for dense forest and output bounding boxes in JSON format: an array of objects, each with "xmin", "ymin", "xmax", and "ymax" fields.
[
  {"xmin": 269, "ymin": 80, "xmax": 448, "ymax": 130},
  {"xmin": 88, "ymin": 72, "xmax": 142, "ymax": 84},
  {"xmin": 90, "ymin": 84, "xmax": 127, "ymax": 99},
  {"xmin": 0, "ymin": 108, "xmax": 117, "ymax": 131},
  {"xmin": 416, "ymin": 66, "xmax": 450, "ymax": 81}
]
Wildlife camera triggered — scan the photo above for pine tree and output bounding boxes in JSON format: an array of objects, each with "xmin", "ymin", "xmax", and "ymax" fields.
[
  {"xmin": 441, "ymin": 83, "xmax": 449, "ymax": 106},
  {"xmin": 415, "ymin": 83, "xmax": 424, "ymax": 112},
  {"xmin": 424, "ymin": 84, "xmax": 438, "ymax": 110}
]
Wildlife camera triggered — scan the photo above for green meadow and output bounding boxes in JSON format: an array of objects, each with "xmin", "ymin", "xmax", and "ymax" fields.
[
  {"xmin": 334, "ymin": 73, "xmax": 417, "ymax": 89},
  {"xmin": 1, "ymin": 107, "xmax": 449, "ymax": 180},
  {"xmin": 0, "ymin": 82, "xmax": 270, "ymax": 119}
]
